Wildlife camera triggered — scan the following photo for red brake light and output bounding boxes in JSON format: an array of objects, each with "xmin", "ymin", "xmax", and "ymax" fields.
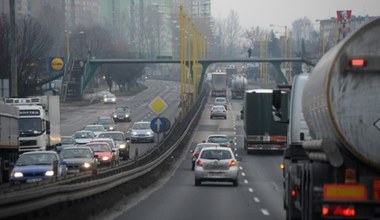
[
  {"xmin": 349, "ymin": 59, "xmax": 366, "ymax": 67},
  {"xmin": 229, "ymin": 160, "xmax": 237, "ymax": 167},
  {"xmin": 196, "ymin": 160, "xmax": 203, "ymax": 167},
  {"xmin": 322, "ymin": 205, "xmax": 356, "ymax": 217},
  {"xmin": 291, "ymin": 189, "xmax": 296, "ymax": 197}
]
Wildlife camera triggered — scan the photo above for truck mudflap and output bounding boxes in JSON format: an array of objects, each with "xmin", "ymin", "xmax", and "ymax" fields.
[{"xmin": 321, "ymin": 182, "xmax": 380, "ymax": 218}]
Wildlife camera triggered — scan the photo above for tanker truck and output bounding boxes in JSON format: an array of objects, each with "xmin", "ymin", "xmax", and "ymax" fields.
[
  {"xmin": 231, "ymin": 74, "xmax": 247, "ymax": 99},
  {"xmin": 272, "ymin": 18, "xmax": 380, "ymax": 219}
]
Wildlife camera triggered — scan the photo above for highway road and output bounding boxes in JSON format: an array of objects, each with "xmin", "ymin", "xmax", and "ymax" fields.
[{"xmin": 87, "ymin": 84, "xmax": 287, "ymax": 220}]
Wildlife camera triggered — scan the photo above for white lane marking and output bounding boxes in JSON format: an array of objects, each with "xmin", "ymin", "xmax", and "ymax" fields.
[
  {"xmin": 235, "ymin": 148, "xmax": 238, "ymax": 151},
  {"xmin": 261, "ymin": 209, "xmax": 270, "ymax": 216},
  {"xmin": 234, "ymin": 136, "xmax": 237, "ymax": 140},
  {"xmin": 254, "ymin": 197, "xmax": 260, "ymax": 203},
  {"xmin": 235, "ymin": 153, "xmax": 239, "ymax": 157},
  {"xmin": 241, "ymin": 172, "xmax": 246, "ymax": 177},
  {"xmin": 248, "ymin": 188, "xmax": 254, "ymax": 193},
  {"xmin": 239, "ymin": 166, "xmax": 243, "ymax": 170},
  {"xmin": 244, "ymin": 179, "xmax": 248, "ymax": 184}
]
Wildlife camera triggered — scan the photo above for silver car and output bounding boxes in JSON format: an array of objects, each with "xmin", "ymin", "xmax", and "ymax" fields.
[
  {"xmin": 194, "ymin": 146, "xmax": 240, "ymax": 186},
  {"xmin": 129, "ymin": 121, "xmax": 154, "ymax": 143},
  {"xmin": 210, "ymin": 105, "xmax": 227, "ymax": 119}
]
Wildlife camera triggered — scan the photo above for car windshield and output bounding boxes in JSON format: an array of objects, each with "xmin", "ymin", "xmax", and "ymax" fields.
[
  {"xmin": 98, "ymin": 133, "xmax": 124, "ymax": 141},
  {"xmin": 74, "ymin": 132, "xmax": 93, "ymax": 139},
  {"xmin": 60, "ymin": 148, "xmax": 92, "ymax": 159},
  {"xmin": 85, "ymin": 126, "xmax": 104, "ymax": 132},
  {"xmin": 98, "ymin": 119, "xmax": 113, "ymax": 125},
  {"xmin": 88, "ymin": 144, "xmax": 109, "ymax": 152},
  {"xmin": 116, "ymin": 108, "xmax": 129, "ymax": 113},
  {"xmin": 133, "ymin": 123, "xmax": 150, "ymax": 129},
  {"xmin": 212, "ymin": 106, "xmax": 225, "ymax": 111},
  {"xmin": 200, "ymin": 150, "xmax": 232, "ymax": 160},
  {"xmin": 16, "ymin": 153, "xmax": 57, "ymax": 166},
  {"xmin": 207, "ymin": 136, "xmax": 228, "ymax": 143},
  {"xmin": 61, "ymin": 137, "xmax": 75, "ymax": 144}
]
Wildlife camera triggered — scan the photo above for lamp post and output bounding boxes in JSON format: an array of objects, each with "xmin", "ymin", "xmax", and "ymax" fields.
[{"xmin": 65, "ymin": 30, "xmax": 71, "ymax": 62}]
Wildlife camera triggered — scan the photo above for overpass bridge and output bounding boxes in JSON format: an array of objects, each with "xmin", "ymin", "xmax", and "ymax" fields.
[{"xmin": 61, "ymin": 56, "xmax": 314, "ymax": 101}]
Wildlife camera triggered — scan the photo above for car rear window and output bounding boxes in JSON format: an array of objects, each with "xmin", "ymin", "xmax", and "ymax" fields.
[{"xmin": 200, "ymin": 150, "xmax": 232, "ymax": 160}]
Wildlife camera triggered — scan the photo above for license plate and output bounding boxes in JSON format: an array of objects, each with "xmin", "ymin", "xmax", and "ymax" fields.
[
  {"xmin": 208, "ymin": 172, "xmax": 223, "ymax": 177},
  {"xmin": 26, "ymin": 178, "xmax": 42, "ymax": 183}
]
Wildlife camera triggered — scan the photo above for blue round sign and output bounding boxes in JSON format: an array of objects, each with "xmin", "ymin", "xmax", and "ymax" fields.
[{"xmin": 150, "ymin": 117, "xmax": 171, "ymax": 133}]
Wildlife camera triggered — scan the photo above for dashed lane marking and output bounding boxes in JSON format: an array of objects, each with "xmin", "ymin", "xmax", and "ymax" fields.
[
  {"xmin": 244, "ymin": 180, "xmax": 249, "ymax": 184},
  {"xmin": 248, "ymin": 188, "xmax": 254, "ymax": 193},
  {"xmin": 254, "ymin": 197, "xmax": 260, "ymax": 203},
  {"xmin": 261, "ymin": 209, "xmax": 270, "ymax": 216}
]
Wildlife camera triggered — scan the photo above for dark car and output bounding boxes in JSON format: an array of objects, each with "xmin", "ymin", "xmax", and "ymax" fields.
[
  {"xmin": 97, "ymin": 131, "xmax": 130, "ymax": 160},
  {"xmin": 56, "ymin": 136, "xmax": 76, "ymax": 153},
  {"xmin": 10, "ymin": 151, "xmax": 67, "ymax": 185},
  {"xmin": 59, "ymin": 146, "xmax": 98, "ymax": 175},
  {"xmin": 97, "ymin": 116, "xmax": 117, "ymax": 131},
  {"xmin": 112, "ymin": 106, "xmax": 131, "ymax": 122}
]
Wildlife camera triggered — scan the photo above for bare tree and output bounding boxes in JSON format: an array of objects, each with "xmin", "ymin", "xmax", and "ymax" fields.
[
  {"xmin": 224, "ymin": 10, "xmax": 242, "ymax": 58},
  {"xmin": 0, "ymin": 16, "xmax": 53, "ymax": 97}
]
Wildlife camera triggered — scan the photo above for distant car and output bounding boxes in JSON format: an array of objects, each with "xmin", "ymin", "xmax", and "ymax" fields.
[
  {"xmin": 112, "ymin": 106, "xmax": 131, "ymax": 122},
  {"xmin": 129, "ymin": 121, "xmax": 154, "ymax": 143},
  {"xmin": 83, "ymin": 124, "xmax": 106, "ymax": 137},
  {"xmin": 214, "ymin": 97, "xmax": 228, "ymax": 110},
  {"xmin": 90, "ymin": 137, "xmax": 119, "ymax": 162},
  {"xmin": 59, "ymin": 146, "xmax": 98, "ymax": 175},
  {"xmin": 97, "ymin": 116, "xmax": 117, "ymax": 131},
  {"xmin": 73, "ymin": 130, "xmax": 96, "ymax": 145},
  {"xmin": 190, "ymin": 143, "xmax": 220, "ymax": 170},
  {"xmin": 205, "ymin": 134, "xmax": 233, "ymax": 148},
  {"xmin": 97, "ymin": 131, "xmax": 130, "ymax": 160},
  {"xmin": 85, "ymin": 142, "xmax": 115, "ymax": 166},
  {"xmin": 10, "ymin": 151, "xmax": 67, "ymax": 185},
  {"xmin": 56, "ymin": 136, "xmax": 76, "ymax": 153},
  {"xmin": 194, "ymin": 146, "xmax": 240, "ymax": 186},
  {"xmin": 103, "ymin": 93, "xmax": 116, "ymax": 104},
  {"xmin": 210, "ymin": 105, "xmax": 227, "ymax": 119}
]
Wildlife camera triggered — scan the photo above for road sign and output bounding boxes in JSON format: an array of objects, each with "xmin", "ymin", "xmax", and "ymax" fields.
[
  {"xmin": 150, "ymin": 117, "xmax": 171, "ymax": 133},
  {"xmin": 149, "ymin": 96, "xmax": 168, "ymax": 115}
]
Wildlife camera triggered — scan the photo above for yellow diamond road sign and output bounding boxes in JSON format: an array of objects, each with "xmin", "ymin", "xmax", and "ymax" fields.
[{"xmin": 149, "ymin": 96, "xmax": 168, "ymax": 115}]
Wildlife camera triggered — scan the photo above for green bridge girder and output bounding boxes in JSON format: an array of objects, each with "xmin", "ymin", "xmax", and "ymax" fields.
[{"xmin": 79, "ymin": 57, "xmax": 314, "ymax": 95}]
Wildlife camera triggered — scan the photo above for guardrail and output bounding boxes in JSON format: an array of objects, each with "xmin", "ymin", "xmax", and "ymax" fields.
[{"xmin": 0, "ymin": 86, "xmax": 208, "ymax": 219}]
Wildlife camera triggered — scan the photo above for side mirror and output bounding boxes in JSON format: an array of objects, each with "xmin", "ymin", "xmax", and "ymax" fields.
[
  {"xmin": 272, "ymin": 90, "xmax": 282, "ymax": 110},
  {"xmin": 46, "ymin": 121, "xmax": 51, "ymax": 135}
]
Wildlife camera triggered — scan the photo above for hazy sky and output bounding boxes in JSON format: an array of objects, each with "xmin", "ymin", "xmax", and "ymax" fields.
[{"xmin": 211, "ymin": 0, "xmax": 380, "ymax": 30}]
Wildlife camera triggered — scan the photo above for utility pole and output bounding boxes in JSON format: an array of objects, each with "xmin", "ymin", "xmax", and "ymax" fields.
[{"xmin": 10, "ymin": 0, "xmax": 17, "ymax": 97}]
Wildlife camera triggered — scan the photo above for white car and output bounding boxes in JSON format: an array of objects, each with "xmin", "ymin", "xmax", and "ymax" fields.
[
  {"xmin": 194, "ymin": 146, "xmax": 240, "ymax": 186},
  {"xmin": 73, "ymin": 130, "xmax": 96, "ymax": 145},
  {"xmin": 129, "ymin": 121, "xmax": 154, "ymax": 143},
  {"xmin": 103, "ymin": 93, "xmax": 116, "ymax": 104},
  {"xmin": 84, "ymin": 124, "xmax": 106, "ymax": 137}
]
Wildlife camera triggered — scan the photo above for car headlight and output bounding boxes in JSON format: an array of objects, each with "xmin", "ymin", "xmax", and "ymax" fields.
[
  {"xmin": 45, "ymin": 170, "xmax": 54, "ymax": 176},
  {"xmin": 109, "ymin": 126, "xmax": 115, "ymax": 130},
  {"xmin": 146, "ymin": 131, "xmax": 153, "ymax": 135},
  {"xmin": 13, "ymin": 172, "xmax": 23, "ymax": 178},
  {"xmin": 102, "ymin": 156, "xmax": 109, "ymax": 161},
  {"xmin": 83, "ymin": 163, "xmax": 91, "ymax": 168},
  {"xmin": 125, "ymin": 114, "xmax": 129, "ymax": 117},
  {"xmin": 132, "ymin": 131, "xmax": 138, "ymax": 135},
  {"xmin": 112, "ymin": 98, "xmax": 116, "ymax": 102},
  {"xmin": 113, "ymin": 114, "xmax": 117, "ymax": 118},
  {"xmin": 119, "ymin": 143, "xmax": 126, "ymax": 149}
]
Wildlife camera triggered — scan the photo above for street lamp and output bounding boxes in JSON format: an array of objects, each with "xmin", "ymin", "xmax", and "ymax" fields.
[{"xmin": 65, "ymin": 30, "xmax": 71, "ymax": 62}]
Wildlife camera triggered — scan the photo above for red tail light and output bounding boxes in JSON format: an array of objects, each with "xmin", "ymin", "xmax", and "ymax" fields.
[
  {"xmin": 291, "ymin": 189, "xmax": 296, "ymax": 197},
  {"xmin": 349, "ymin": 59, "xmax": 366, "ymax": 67},
  {"xmin": 229, "ymin": 160, "xmax": 237, "ymax": 167},
  {"xmin": 196, "ymin": 160, "xmax": 203, "ymax": 167},
  {"xmin": 322, "ymin": 205, "xmax": 356, "ymax": 217}
]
